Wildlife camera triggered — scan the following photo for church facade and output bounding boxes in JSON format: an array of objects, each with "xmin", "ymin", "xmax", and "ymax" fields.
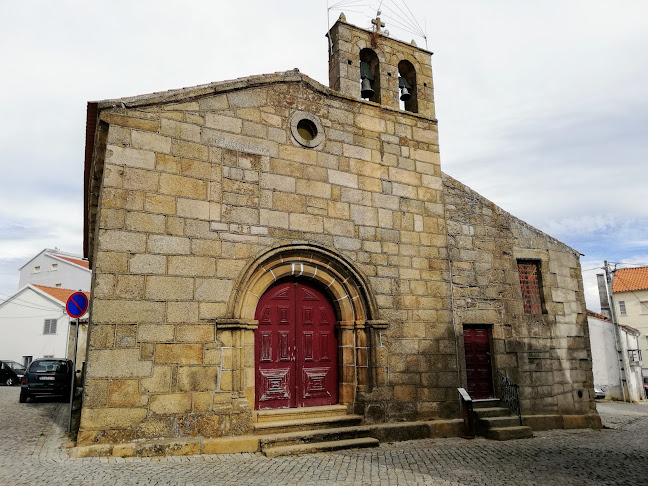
[{"xmin": 79, "ymin": 17, "xmax": 599, "ymax": 453}]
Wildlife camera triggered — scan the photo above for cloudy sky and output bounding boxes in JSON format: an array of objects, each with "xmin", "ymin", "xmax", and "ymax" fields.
[{"xmin": 1, "ymin": 0, "xmax": 646, "ymax": 311}]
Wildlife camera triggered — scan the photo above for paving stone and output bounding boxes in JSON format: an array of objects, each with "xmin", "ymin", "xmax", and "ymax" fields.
[{"xmin": 0, "ymin": 387, "xmax": 644, "ymax": 485}]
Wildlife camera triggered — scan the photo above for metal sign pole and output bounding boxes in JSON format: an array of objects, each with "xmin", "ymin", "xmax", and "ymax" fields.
[{"xmin": 68, "ymin": 317, "xmax": 80, "ymax": 433}]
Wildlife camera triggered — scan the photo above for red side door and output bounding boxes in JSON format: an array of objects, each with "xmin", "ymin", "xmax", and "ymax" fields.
[
  {"xmin": 463, "ymin": 326, "xmax": 493, "ymax": 399},
  {"xmin": 255, "ymin": 280, "xmax": 338, "ymax": 410}
]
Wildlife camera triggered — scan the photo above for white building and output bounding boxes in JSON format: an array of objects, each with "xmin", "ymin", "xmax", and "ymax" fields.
[
  {"xmin": 610, "ymin": 266, "xmax": 648, "ymax": 380},
  {"xmin": 587, "ymin": 310, "xmax": 644, "ymax": 402},
  {"xmin": 0, "ymin": 285, "xmax": 89, "ymax": 366},
  {"xmin": 18, "ymin": 248, "xmax": 91, "ymax": 291}
]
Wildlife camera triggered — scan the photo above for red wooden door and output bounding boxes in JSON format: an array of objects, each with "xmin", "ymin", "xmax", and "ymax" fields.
[
  {"xmin": 463, "ymin": 326, "xmax": 493, "ymax": 399},
  {"xmin": 255, "ymin": 280, "xmax": 338, "ymax": 410}
]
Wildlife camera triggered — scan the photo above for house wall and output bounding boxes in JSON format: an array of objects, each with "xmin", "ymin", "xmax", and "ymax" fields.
[
  {"xmin": 614, "ymin": 289, "xmax": 648, "ymax": 378},
  {"xmin": 19, "ymin": 253, "xmax": 91, "ymax": 291},
  {"xmin": 0, "ymin": 289, "xmax": 70, "ymax": 364},
  {"xmin": 587, "ymin": 316, "xmax": 623, "ymax": 398},
  {"xmin": 443, "ymin": 173, "xmax": 594, "ymax": 415}
]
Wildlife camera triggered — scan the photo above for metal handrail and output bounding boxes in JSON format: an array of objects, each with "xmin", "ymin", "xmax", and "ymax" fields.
[
  {"xmin": 498, "ymin": 372, "xmax": 522, "ymax": 425},
  {"xmin": 458, "ymin": 388, "xmax": 475, "ymax": 438}
]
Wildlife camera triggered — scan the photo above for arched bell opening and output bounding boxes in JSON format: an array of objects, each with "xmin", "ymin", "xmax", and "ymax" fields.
[
  {"xmin": 398, "ymin": 59, "xmax": 418, "ymax": 113},
  {"xmin": 359, "ymin": 48, "xmax": 381, "ymax": 103}
]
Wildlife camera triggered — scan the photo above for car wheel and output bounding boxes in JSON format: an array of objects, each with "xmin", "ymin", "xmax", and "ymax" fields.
[
  {"xmin": 5, "ymin": 377, "xmax": 14, "ymax": 386},
  {"xmin": 19, "ymin": 390, "xmax": 28, "ymax": 403}
]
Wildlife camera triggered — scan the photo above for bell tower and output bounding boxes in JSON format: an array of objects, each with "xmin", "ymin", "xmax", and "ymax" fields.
[{"xmin": 327, "ymin": 13, "xmax": 436, "ymax": 118}]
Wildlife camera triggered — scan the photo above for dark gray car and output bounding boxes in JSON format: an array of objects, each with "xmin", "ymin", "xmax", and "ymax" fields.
[
  {"xmin": 0, "ymin": 360, "xmax": 25, "ymax": 386},
  {"xmin": 20, "ymin": 358, "xmax": 73, "ymax": 403}
]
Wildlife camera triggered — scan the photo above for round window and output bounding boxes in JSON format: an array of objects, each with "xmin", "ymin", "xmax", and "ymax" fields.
[{"xmin": 290, "ymin": 111, "xmax": 324, "ymax": 148}]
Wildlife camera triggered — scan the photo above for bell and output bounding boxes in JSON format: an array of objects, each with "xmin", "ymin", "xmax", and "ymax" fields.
[
  {"xmin": 400, "ymin": 86, "xmax": 411, "ymax": 102},
  {"xmin": 361, "ymin": 77, "xmax": 375, "ymax": 99}
]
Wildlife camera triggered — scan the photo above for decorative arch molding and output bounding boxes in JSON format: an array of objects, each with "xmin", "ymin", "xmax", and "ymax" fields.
[{"xmin": 226, "ymin": 243, "xmax": 380, "ymax": 327}]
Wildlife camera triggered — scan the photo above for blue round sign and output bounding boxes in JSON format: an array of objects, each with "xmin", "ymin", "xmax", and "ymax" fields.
[{"xmin": 66, "ymin": 292, "xmax": 88, "ymax": 318}]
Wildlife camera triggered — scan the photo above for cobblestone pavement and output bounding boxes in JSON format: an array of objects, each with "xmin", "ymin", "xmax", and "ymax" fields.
[{"xmin": 1, "ymin": 386, "xmax": 647, "ymax": 486}]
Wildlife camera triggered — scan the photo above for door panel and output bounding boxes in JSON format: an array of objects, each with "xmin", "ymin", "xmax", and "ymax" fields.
[
  {"xmin": 463, "ymin": 327, "xmax": 493, "ymax": 399},
  {"xmin": 255, "ymin": 280, "xmax": 338, "ymax": 410}
]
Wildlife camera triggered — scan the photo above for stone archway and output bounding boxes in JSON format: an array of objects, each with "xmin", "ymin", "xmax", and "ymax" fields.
[{"xmin": 220, "ymin": 244, "xmax": 385, "ymax": 410}]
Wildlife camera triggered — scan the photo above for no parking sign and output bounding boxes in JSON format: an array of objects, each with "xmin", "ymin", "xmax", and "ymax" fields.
[{"xmin": 66, "ymin": 292, "xmax": 88, "ymax": 318}]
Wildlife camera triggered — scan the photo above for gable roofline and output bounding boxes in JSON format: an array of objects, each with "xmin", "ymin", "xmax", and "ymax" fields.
[
  {"xmin": 0, "ymin": 284, "xmax": 64, "ymax": 312},
  {"xmin": 18, "ymin": 249, "xmax": 88, "ymax": 272},
  {"xmin": 442, "ymin": 172, "xmax": 582, "ymax": 257},
  {"xmin": 49, "ymin": 254, "xmax": 91, "ymax": 271}
]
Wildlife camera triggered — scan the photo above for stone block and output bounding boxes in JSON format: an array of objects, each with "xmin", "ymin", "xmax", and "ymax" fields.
[
  {"xmin": 148, "ymin": 235, "xmax": 191, "ymax": 255},
  {"xmin": 328, "ymin": 169, "xmax": 358, "ymax": 188},
  {"xmin": 171, "ymin": 140, "xmax": 209, "ymax": 161},
  {"xmin": 202, "ymin": 436, "xmax": 259, "ymax": 454},
  {"xmin": 141, "ymin": 366, "xmax": 172, "ymax": 393},
  {"xmin": 144, "ymin": 193, "xmax": 176, "ymax": 215},
  {"xmin": 150, "ymin": 393, "xmax": 192, "ymax": 414},
  {"xmin": 167, "ymin": 302, "xmax": 200, "ymax": 323},
  {"xmin": 107, "ymin": 145, "xmax": 156, "ymax": 170},
  {"xmin": 132, "ymin": 130, "xmax": 171, "ymax": 154},
  {"xmin": 125, "ymin": 212, "xmax": 165, "ymax": 234},
  {"xmin": 92, "ymin": 300, "xmax": 165, "ymax": 324},
  {"xmin": 205, "ymin": 113, "xmax": 242, "ymax": 133},
  {"xmin": 129, "ymin": 254, "xmax": 167, "ymax": 275},
  {"xmin": 146, "ymin": 276, "xmax": 194, "ymax": 300},
  {"xmin": 177, "ymin": 198, "xmax": 210, "ymax": 220},
  {"xmin": 86, "ymin": 349, "xmax": 152, "ymax": 378},
  {"xmin": 80, "ymin": 407, "xmax": 147, "ymax": 430},
  {"xmin": 159, "ymin": 173, "xmax": 208, "ymax": 199},
  {"xmin": 195, "ymin": 278, "xmax": 233, "ymax": 302},
  {"xmin": 168, "ymin": 256, "xmax": 216, "ymax": 277},
  {"xmin": 177, "ymin": 324, "xmax": 215, "ymax": 342},
  {"xmin": 122, "ymin": 167, "xmax": 159, "ymax": 192},
  {"xmin": 160, "ymin": 118, "xmax": 201, "ymax": 142},
  {"xmin": 98, "ymin": 230, "xmax": 146, "ymax": 253},
  {"xmin": 138, "ymin": 324, "xmax": 175, "ymax": 342},
  {"xmin": 155, "ymin": 344, "xmax": 203, "ymax": 365},
  {"xmin": 177, "ymin": 366, "xmax": 218, "ymax": 391},
  {"xmin": 260, "ymin": 173, "xmax": 295, "ymax": 192},
  {"xmin": 107, "ymin": 380, "xmax": 140, "ymax": 407},
  {"xmin": 290, "ymin": 213, "xmax": 323, "ymax": 232}
]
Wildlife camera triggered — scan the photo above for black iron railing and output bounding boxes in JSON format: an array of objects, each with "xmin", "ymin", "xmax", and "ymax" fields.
[{"xmin": 498, "ymin": 372, "xmax": 522, "ymax": 425}]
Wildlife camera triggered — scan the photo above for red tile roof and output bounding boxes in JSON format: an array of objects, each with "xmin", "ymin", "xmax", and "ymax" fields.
[
  {"xmin": 612, "ymin": 266, "xmax": 648, "ymax": 293},
  {"xmin": 32, "ymin": 285, "xmax": 90, "ymax": 306},
  {"xmin": 586, "ymin": 309, "xmax": 610, "ymax": 321},
  {"xmin": 52, "ymin": 255, "xmax": 90, "ymax": 269}
]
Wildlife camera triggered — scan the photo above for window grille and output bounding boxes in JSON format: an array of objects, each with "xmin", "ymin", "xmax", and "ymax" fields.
[
  {"xmin": 517, "ymin": 261, "xmax": 543, "ymax": 313},
  {"xmin": 43, "ymin": 319, "xmax": 57, "ymax": 335},
  {"xmin": 628, "ymin": 349, "xmax": 642, "ymax": 363}
]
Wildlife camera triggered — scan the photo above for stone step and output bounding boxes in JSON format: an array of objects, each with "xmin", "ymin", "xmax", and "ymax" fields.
[
  {"xmin": 471, "ymin": 398, "xmax": 502, "ymax": 409},
  {"xmin": 263, "ymin": 437, "xmax": 379, "ymax": 458},
  {"xmin": 486, "ymin": 426, "xmax": 533, "ymax": 441},
  {"xmin": 253, "ymin": 414, "xmax": 363, "ymax": 435},
  {"xmin": 474, "ymin": 407, "xmax": 511, "ymax": 418},
  {"xmin": 259, "ymin": 425, "xmax": 371, "ymax": 449},
  {"xmin": 256, "ymin": 404, "xmax": 349, "ymax": 423},
  {"xmin": 479, "ymin": 416, "xmax": 521, "ymax": 429}
]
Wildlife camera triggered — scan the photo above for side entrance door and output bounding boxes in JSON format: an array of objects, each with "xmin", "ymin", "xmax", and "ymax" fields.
[
  {"xmin": 463, "ymin": 326, "xmax": 493, "ymax": 399},
  {"xmin": 254, "ymin": 280, "xmax": 338, "ymax": 410}
]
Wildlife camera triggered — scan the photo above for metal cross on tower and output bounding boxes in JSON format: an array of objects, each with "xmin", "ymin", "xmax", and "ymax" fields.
[{"xmin": 371, "ymin": 17, "xmax": 385, "ymax": 33}]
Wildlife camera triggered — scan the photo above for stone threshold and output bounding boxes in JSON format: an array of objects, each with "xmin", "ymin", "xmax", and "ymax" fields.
[{"xmin": 69, "ymin": 413, "xmax": 600, "ymax": 458}]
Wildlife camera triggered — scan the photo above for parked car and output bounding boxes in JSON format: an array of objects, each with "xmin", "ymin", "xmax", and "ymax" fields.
[
  {"xmin": 594, "ymin": 387, "xmax": 606, "ymax": 399},
  {"xmin": 1, "ymin": 360, "xmax": 25, "ymax": 386},
  {"xmin": 20, "ymin": 358, "xmax": 73, "ymax": 403}
]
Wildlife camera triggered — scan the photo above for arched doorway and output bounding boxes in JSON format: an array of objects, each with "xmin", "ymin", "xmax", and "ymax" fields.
[{"xmin": 254, "ymin": 279, "xmax": 338, "ymax": 410}]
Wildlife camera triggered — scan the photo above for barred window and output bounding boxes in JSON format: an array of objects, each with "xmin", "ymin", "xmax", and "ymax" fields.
[
  {"xmin": 43, "ymin": 319, "xmax": 57, "ymax": 335},
  {"xmin": 517, "ymin": 261, "xmax": 544, "ymax": 313}
]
